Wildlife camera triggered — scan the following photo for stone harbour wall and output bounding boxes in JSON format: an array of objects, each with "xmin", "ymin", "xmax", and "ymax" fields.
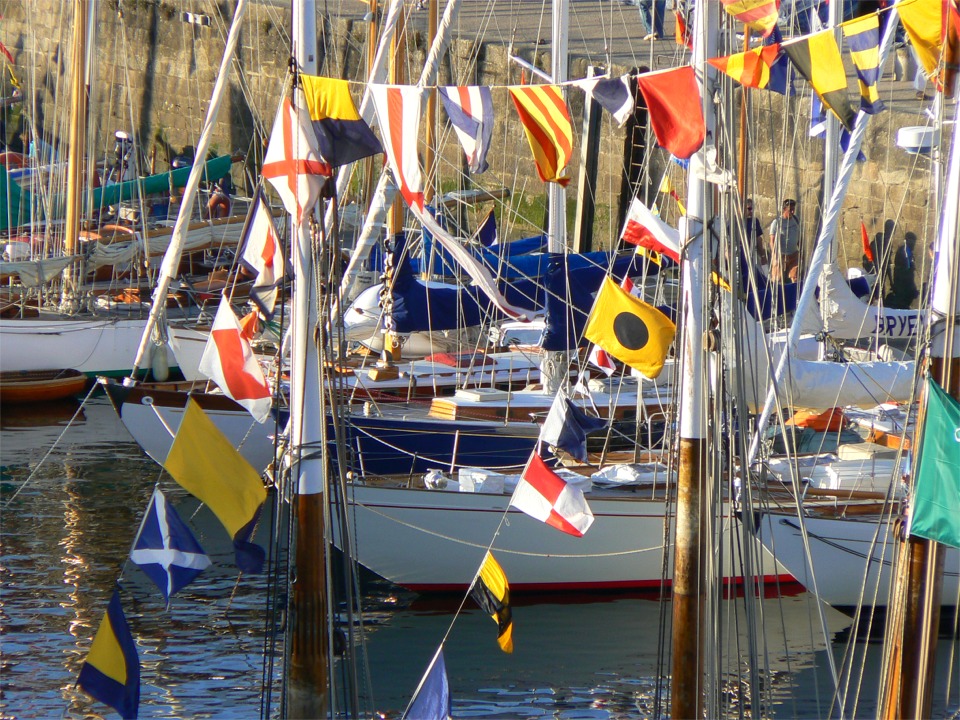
[{"xmin": 1, "ymin": 0, "xmax": 939, "ymax": 286}]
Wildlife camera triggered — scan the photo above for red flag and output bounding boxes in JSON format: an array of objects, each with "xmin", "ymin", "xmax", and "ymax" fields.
[
  {"xmin": 198, "ymin": 296, "xmax": 272, "ymax": 423},
  {"xmin": 509, "ymin": 453, "xmax": 594, "ymax": 537},
  {"xmin": 620, "ymin": 197, "xmax": 682, "ymax": 262},
  {"xmin": 675, "ymin": 10, "xmax": 692, "ymax": 49},
  {"xmin": 0, "ymin": 42, "xmax": 13, "ymax": 65},
  {"xmin": 861, "ymin": 221, "xmax": 875, "ymax": 264},
  {"xmin": 635, "ymin": 67, "xmax": 705, "ymax": 160}
]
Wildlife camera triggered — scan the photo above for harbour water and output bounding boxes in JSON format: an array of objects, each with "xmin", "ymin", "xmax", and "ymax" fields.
[{"xmin": 2, "ymin": 397, "xmax": 958, "ymax": 718}]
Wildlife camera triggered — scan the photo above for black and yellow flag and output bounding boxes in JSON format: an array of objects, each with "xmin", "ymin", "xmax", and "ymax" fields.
[
  {"xmin": 783, "ymin": 30, "xmax": 855, "ymax": 131},
  {"xmin": 584, "ymin": 276, "xmax": 676, "ymax": 379},
  {"xmin": 470, "ymin": 552, "xmax": 513, "ymax": 653}
]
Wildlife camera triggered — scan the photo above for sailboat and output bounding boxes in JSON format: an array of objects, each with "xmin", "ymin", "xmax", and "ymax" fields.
[
  {"xmin": 0, "ymin": 2, "xmax": 246, "ymax": 380},
  {"xmin": 756, "ymin": 82, "xmax": 960, "ymax": 613}
]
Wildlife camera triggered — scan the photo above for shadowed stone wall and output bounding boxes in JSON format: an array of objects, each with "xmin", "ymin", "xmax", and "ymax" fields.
[{"xmin": 1, "ymin": 0, "xmax": 937, "ymax": 286}]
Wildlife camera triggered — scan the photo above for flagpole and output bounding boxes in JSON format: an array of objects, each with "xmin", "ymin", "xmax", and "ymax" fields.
[
  {"xmin": 286, "ymin": 1, "xmax": 330, "ymax": 716},
  {"xmin": 878, "ymin": 96, "xmax": 960, "ymax": 720},
  {"xmin": 670, "ymin": 1, "xmax": 717, "ymax": 717}
]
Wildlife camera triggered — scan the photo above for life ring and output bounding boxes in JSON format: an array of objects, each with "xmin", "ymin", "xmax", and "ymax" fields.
[
  {"xmin": 207, "ymin": 192, "xmax": 231, "ymax": 218},
  {"xmin": 0, "ymin": 151, "xmax": 26, "ymax": 169},
  {"xmin": 94, "ymin": 224, "xmax": 137, "ymax": 244}
]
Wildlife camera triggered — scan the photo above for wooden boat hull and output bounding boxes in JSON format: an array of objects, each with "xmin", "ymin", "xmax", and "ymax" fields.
[
  {"xmin": 0, "ymin": 368, "xmax": 88, "ymax": 404},
  {"xmin": 336, "ymin": 484, "xmax": 796, "ymax": 593}
]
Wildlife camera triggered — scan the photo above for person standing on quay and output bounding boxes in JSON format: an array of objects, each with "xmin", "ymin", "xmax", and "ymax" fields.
[
  {"xmin": 769, "ymin": 198, "xmax": 801, "ymax": 282},
  {"xmin": 637, "ymin": 0, "xmax": 666, "ymax": 40}
]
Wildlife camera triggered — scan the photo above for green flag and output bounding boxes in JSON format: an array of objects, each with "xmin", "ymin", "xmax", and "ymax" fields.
[{"xmin": 909, "ymin": 377, "xmax": 960, "ymax": 548}]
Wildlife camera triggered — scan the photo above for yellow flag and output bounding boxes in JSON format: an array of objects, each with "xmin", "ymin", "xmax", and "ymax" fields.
[
  {"xmin": 469, "ymin": 552, "xmax": 514, "ymax": 653},
  {"xmin": 584, "ymin": 277, "xmax": 676, "ymax": 379},
  {"xmin": 898, "ymin": 0, "xmax": 943, "ymax": 78},
  {"xmin": 164, "ymin": 399, "xmax": 267, "ymax": 542}
]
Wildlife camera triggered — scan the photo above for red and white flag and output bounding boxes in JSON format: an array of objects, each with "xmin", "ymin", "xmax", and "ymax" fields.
[
  {"xmin": 370, "ymin": 84, "xmax": 425, "ymax": 211},
  {"xmin": 262, "ymin": 90, "xmax": 330, "ymax": 223},
  {"xmin": 510, "ymin": 453, "xmax": 594, "ymax": 537},
  {"xmin": 242, "ymin": 193, "xmax": 284, "ymax": 286},
  {"xmin": 621, "ymin": 198, "xmax": 681, "ymax": 263},
  {"xmin": 370, "ymin": 83, "xmax": 529, "ymax": 321},
  {"xmin": 198, "ymin": 296, "xmax": 273, "ymax": 423},
  {"xmin": 240, "ymin": 192, "xmax": 285, "ymax": 318}
]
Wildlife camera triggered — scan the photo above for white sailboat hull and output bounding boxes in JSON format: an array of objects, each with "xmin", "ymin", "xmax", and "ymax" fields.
[
  {"xmin": 339, "ymin": 484, "xmax": 796, "ymax": 592},
  {"xmin": 103, "ymin": 382, "xmax": 278, "ymax": 470},
  {"xmin": 759, "ymin": 512, "xmax": 959, "ymax": 609},
  {"xmin": 0, "ymin": 316, "xmax": 174, "ymax": 376}
]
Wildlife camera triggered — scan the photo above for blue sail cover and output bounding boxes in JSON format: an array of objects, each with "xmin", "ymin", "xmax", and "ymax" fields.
[
  {"xmin": 385, "ymin": 233, "xmax": 491, "ymax": 333},
  {"xmin": 741, "ymin": 258, "xmax": 869, "ymax": 321},
  {"xmin": 741, "ymin": 257, "xmax": 801, "ymax": 321},
  {"xmin": 541, "ymin": 252, "xmax": 640, "ymax": 351}
]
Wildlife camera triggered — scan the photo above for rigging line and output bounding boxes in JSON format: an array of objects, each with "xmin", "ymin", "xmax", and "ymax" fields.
[
  {"xmin": 353, "ymin": 501, "xmax": 665, "ymax": 557},
  {"xmin": 1, "ymin": 381, "xmax": 99, "ymax": 509}
]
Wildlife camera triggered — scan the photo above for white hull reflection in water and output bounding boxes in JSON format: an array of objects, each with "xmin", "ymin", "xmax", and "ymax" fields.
[{"xmin": 2, "ymin": 399, "xmax": 958, "ymax": 718}]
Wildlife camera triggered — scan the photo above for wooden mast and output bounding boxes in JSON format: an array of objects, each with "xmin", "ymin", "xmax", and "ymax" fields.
[
  {"xmin": 880, "ymin": 97, "xmax": 960, "ymax": 720},
  {"xmin": 288, "ymin": 1, "xmax": 330, "ymax": 715},
  {"xmin": 671, "ymin": 1, "xmax": 718, "ymax": 717},
  {"xmin": 62, "ymin": 0, "xmax": 90, "ymax": 308}
]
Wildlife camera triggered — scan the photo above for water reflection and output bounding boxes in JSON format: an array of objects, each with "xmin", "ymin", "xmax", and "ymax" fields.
[{"xmin": 1, "ymin": 399, "xmax": 957, "ymax": 718}]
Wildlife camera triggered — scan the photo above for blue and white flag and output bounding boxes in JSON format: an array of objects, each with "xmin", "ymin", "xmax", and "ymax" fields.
[
  {"xmin": 764, "ymin": 26, "xmax": 794, "ymax": 97},
  {"xmin": 474, "ymin": 208, "xmax": 497, "ymax": 248},
  {"xmin": 572, "ymin": 75, "xmax": 634, "ymax": 127},
  {"xmin": 131, "ymin": 488, "xmax": 211, "ymax": 603},
  {"xmin": 540, "ymin": 392, "xmax": 607, "ymax": 463},
  {"xmin": 438, "ymin": 86, "xmax": 494, "ymax": 174},
  {"xmin": 404, "ymin": 647, "xmax": 451, "ymax": 720}
]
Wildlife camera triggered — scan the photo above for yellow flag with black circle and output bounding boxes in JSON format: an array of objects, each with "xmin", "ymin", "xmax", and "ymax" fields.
[
  {"xmin": 584, "ymin": 276, "xmax": 676, "ymax": 379},
  {"xmin": 469, "ymin": 552, "xmax": 513, "ymax": 653}
]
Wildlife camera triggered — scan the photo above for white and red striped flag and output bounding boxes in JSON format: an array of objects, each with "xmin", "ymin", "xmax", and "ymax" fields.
[
  {"xmin": 370, "ymin": 83, "xmax": 529, "ymax": 321},
  {"xmin": 198, "ymin": 296, "xmax": 273, "ymax": 423},
  {"xmin": 621, "ymin": 198, "xmax": 682, "ymax": 263},
  {"xmin": 240, "ymin": 192, "xmax": 285, "ymax": 319},
  {"xmin": 510, "ymin": 452, "xmax": 594, "ymax": 537},
  {"xmin": 262, "ymin": 90, "xmax": 330, "ymax": 223}
]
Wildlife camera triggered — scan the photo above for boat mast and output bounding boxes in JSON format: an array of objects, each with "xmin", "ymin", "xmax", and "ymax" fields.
[
  {"xmin": 61, "ymin": 0, "xmax": 91, "ymax": 311},
  {"xmin": 879, "ymin": 97, "xmax": 960, "ymax": 720},
  {"xmin": 541, "ymin": 0, "xmax": 569, "ymax": 395},
  {"xmin": 127, "ymin": 0, "xmax": 250, "ymax": 380},
  {"xmin": 286, "ymin": 1, "xmax": 331, "ymax": 715},
  {"xmin": 670, "ymin": 1, "xmax": 717, "ymax": 716}
]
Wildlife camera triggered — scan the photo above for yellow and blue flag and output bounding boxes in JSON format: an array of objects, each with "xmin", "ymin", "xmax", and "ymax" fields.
[
  {"xmin": 78, "ymin": 589, "xmax": 140, "ymax": 720},
  {"xmin": 469, "ymin": 552, "xmax": 514, "ymax": 653},
  {"xmin": 164, "ymin": 399, "xmax": 268, "ymax": 573},
  {"xmin": 842, "ymin": 15, "xmax": 885, "ymax": 114},
  {"xmin": 783, "ymin": 30, "xmax": 856, "ymax": 131},
  {"xmin": 300, "ymin": 75, "xmax": 383, "ymax": 168}
]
